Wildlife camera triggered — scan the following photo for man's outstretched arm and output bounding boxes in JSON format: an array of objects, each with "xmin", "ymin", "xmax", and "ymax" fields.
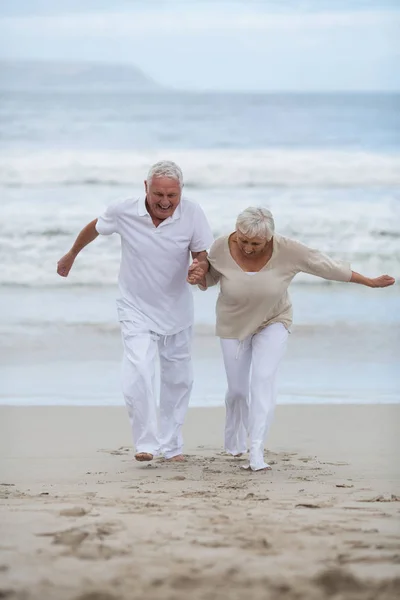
[{"xmin": 57, "ymin": 218, "xmax": 99, "ymax": 277}]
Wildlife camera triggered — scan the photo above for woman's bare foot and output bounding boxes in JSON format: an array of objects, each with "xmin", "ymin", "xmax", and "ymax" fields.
[
  {"xmin": 166, "ymin": 454, "xmax": 185, "ymax": 462},
  {"xmin": 232, "ymin": 453, "xmax": 243, "ymax": 458},
  {"xmin": 135, "ymin": 452, "xmax": 153, "ymax": 462},
  {"xmin": 241, "ymin": 464, "xmax": 272, "ymax": 472}
]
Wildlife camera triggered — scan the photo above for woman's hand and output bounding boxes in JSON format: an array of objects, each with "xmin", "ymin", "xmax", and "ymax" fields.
[
  {"xmin": 368, "ymin": 275, "xmax": 396, "ymax": 288},
  {"xmin": 187, "ymin": 259, "xmax": 207, "ymax": 286},
  {"xmin": 350, "ymin": 271, "xmax": 395, "ymax": 288}
]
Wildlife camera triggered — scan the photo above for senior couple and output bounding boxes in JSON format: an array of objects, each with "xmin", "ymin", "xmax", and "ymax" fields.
[{"xmin": 57, "ymin": 161, "xmax": 395, "ymax": 472}]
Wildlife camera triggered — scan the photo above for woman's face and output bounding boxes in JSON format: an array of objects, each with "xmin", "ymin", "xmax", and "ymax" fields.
[{"xmin": 236, "ymin": 230, "xmax": 270, "ymax": 256}]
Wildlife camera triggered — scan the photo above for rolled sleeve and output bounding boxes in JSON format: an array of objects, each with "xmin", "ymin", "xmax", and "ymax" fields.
[
  {"xmin": 96, "ymin": 203, "xmax": 120, "ymax": 236},
  {"xmin": 198, "ymin": 265, "xmax": 221, "ymax": 290},
  {"xmin": 296, "ymin": 244, "xmax": 352, "ymax": 282},
  {"xmin": 190, "ymin": 204, "xmax": 214, "ymax": 252}
]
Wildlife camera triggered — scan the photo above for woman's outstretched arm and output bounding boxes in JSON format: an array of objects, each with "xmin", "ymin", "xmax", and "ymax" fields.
[{"xmin": 293, "ymin": 241, "xmax": 395, "ymax": 288}]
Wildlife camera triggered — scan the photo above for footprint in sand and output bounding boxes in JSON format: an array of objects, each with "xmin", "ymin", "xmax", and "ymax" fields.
[
  {"xmin": 217, "ymin": 483, "xmax": 246, "ymax": 490},
  {"xmin": 337, "ymin": 552, "xmax": 400, "ymax": 565},
  {"xmin": 243, "ymin": 493, "xmax": 269, "ymax": 501},
  {"xmin": 37, "ymin": 521, "xmax": 123, "ymax": 552},
  {"xmin": 235, "ymin": 535, "xmax": 272, "ymax": 553},
  {"xmin": 74, "ymin": 593, "xmax": 118, "ymax": 600},
  {"xmin": 181, "ymin": 490, "xmax": 214, "ymax": 498},
  {"xmin": 52, "ymin": 529, "xmax": 89, "ymax": 548},
  {"xmin": 295, "ymin": 502, "xmax": 334, "ymax": 509},
  {"xmin": 0, "ymin": 589, "xmax": 20, "ymax": 599},
  {"xmin": 359, "ymin": 494, "xmax": 400, "ymax": 503},
  {"xmin": 315, "ymin": 568, "xmax": 365, "ymax": 596},
  {"xmin": 345, "ymin": 541, "xmax": 371, "ymax": 549},
  {"xmin": 59, "ymin": 507, "xmax": 90, "ymax": 517},
  {"xmin": 98, "ymin": 448, "xmax": 129, "ymax": 456},
  {"xmin": 0, "ymin": 485, "xmax": 25, "ymax": 500}
]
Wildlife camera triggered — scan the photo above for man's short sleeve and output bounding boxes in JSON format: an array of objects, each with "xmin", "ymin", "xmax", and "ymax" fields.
[
  {"xmin": 95, "ymin": 202, "xmax": 120, "ymax": 236},
  {"xmin": 190, "ymin": 204, "xmax": 214, "ymax": 252}
]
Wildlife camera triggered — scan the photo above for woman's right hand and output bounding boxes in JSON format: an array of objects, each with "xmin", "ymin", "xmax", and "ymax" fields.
[{"xmin": 187, "ymin": 259, "xmax": 207, "ymax": 286}]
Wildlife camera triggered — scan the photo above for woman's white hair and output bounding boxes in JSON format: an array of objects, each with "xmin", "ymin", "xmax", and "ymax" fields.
[
  {"xmin": 236, "ymin": 207, "xmax": 275, "ymax": 241},
  {"xmin": 147, "ymin": 160, "xmax": 183, "ymax": 187}
]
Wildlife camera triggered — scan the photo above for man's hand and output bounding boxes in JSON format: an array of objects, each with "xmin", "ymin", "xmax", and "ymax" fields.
[
  {"xmin": 56, "ymin": 219, "xmax": 99, "ymax": 278},
  {"xmin": 57, "ymin": 250, "xmax": 77, "ymax": 277},
  {"xmin": 187, "ymin": 258, "xmax": 208, "ymax": 286}
]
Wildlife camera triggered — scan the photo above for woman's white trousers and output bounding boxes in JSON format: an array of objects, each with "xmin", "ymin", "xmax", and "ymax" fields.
[{"xmin": 220, "ymin": 323, "xmax": 288, "ymax": 471}]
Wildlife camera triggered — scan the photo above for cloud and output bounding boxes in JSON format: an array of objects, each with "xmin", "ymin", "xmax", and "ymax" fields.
[
  {"xmin": 1, "ymin": 9, "xmax": 399, "ymax": 35},
  {"xmin": 1, "ymin": 0, "xmax": 399, "ymax": 18}
]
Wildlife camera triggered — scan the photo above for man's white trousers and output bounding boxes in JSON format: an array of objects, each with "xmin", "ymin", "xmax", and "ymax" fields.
[
  {"xmin": 220, "ymin": 323, "xmax": 288, "ymax": 471},
  {"xmin": 120, "ymin": 323, "xmax": 193, "ymax": 459}
]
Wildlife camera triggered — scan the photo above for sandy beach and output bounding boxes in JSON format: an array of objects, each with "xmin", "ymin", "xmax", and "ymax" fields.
[{"xmin": 1, "ymin": 404, "xmax": 399, "ymax": 600}]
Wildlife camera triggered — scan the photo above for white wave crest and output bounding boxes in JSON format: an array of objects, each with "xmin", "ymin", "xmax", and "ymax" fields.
[{"xmin": 1, "ymin": 148, "xmax": 400, "ymax": 188}]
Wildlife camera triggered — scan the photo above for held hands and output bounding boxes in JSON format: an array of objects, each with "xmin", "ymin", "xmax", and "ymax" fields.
[
  {"xmin": 368, "ymin": 275, "xmax": 395, "ymax": 288},
  {"xmin": 57, "ymin": 250, "xmax": 76, "ymax": 277},
  {"xmin": 187, "ymin": 258, "xmax": 208, "ymax": 286}
]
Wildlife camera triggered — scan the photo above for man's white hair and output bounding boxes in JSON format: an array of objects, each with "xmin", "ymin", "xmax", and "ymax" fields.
[
  {"xmin": 147, "ymin": 160, "xmax": 183, "ymax": 187},
  {"xmin": 236, "ymin": 207, "xmax": 275, "ymax": 240}
]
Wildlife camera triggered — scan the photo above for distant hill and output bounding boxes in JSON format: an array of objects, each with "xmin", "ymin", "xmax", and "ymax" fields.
[{"xmin": 0, "ymin": 60, "xmax": 163, "ymax": 92}]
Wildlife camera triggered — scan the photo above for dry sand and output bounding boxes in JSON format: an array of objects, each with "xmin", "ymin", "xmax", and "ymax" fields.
[{"xmin": 0, "ymin": 404, "xmax": 400, "ymax": 600}]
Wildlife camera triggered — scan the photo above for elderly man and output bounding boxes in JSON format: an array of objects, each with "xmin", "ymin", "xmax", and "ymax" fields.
[{"xmin": 57, "ymin": 161, "xmax": 214, "ymax": 462}]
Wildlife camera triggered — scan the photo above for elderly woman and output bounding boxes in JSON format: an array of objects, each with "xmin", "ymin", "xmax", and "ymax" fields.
[{"xmin": 188, "ymin": 207, "xmax": 395, "ymax": 472}]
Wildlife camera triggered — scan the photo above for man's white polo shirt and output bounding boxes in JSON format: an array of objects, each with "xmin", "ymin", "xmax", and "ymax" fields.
[{"xmin": 95, "ymin": 196, "xmax": 214, "ymax": 335}]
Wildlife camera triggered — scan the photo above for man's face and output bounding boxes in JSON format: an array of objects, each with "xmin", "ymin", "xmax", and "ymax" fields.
[{"xmin": 145, "ymin": 176, "xmax": 182, "ymax": 221}]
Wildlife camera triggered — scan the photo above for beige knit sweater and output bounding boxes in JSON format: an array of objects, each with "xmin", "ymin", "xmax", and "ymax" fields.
[{"xmin": 201, "ymin": 234, "xmax": 352, "ymax": 340}]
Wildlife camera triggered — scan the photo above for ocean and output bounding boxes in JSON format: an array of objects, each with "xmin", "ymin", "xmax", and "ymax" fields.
[{"xmin": 1, "ymin": 90, "xmax": 399, "ymax": 405}]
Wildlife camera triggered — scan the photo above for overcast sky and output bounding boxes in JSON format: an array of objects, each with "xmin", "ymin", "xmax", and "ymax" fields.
[{"xmin": 0, "ymin": 1, "xmax": 399, "ymax": 91}]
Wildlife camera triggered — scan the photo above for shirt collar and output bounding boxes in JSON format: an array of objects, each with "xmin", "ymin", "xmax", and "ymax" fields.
[{"xmin": 138, "ymin": 196, "xmax": 149, "ymax": 217}]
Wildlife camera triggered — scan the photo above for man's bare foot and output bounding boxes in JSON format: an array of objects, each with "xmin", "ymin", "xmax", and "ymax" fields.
[
  {"xmin": 232, "ymin": 453, "xmax": 243, "ymax": 458},
  {"xmin": 166, "ymin": 454, "xmax": 185, "ymax": 462},
  {"xmin": 135, "ymin": 452, "xmax": 153, "ymax": 462}
]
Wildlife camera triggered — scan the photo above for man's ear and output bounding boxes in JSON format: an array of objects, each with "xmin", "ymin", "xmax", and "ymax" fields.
[{"xmin": 144, "ymin": 180, "xmax": 148, "ymax": 194}]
